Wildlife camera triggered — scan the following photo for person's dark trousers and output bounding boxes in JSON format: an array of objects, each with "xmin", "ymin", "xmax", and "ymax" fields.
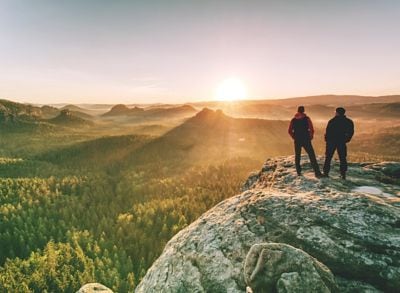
[
  {"xmin": 294, "ymin": 139, "xmax": 321, "ymax": 175},
  {"xmin": 323, "ymin": 142, "xmax": 347, "ymax": 176}
]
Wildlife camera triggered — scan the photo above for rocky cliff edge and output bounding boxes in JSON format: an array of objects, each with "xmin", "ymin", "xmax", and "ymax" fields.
[{"xmin": 136, "ymin": 156, "xmax": 400, "ymax": 292}]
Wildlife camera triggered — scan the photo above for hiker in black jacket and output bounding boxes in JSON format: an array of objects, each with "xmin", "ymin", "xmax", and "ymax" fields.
[
  {"xmin": 323, "ymin": 107, "xmax": 354, "ymax": 179},
  {"xmin": 288, "ymin": 106, "xmax": 322, "ymax": 178}
]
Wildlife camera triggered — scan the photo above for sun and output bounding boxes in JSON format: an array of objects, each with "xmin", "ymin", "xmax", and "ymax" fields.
[{"xmin": 215, "ymin": 78, "xmax": 247, "ymax": 101}]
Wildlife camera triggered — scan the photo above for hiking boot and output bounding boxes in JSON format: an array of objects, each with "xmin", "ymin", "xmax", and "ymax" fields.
[
  {"xmin": 321, "ymin": 173, "xmax": 329, "ymax": 178},
  {"xmin": 340, "ymin": 173, "xmax": 346, "ymax": 180}
]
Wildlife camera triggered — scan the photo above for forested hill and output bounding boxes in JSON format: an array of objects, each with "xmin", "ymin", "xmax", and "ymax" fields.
[
  {"xmin": 39, "ymin": 135, "xmax": 151, "ymax": 169},
  {"xmin": 102, "ymin": 104, "xmax": 196, "ymax": 119},
  {"xmin": 0, "ymin": 99, "xmax": 399, "ymax": 292},
  {"xmin": 47, "ymin": 109, "xmax": 93, "ymax": 127},
  {"xmin": 36, "ymin": 108, "xmax": 291, "ymax": 172},
  {"xmin": 0, "ymin": 108, "xmax": 265, "ymax": 292},
  {"xmin": 0, "ymin": 99, "xmax": 92, "ymax": 128},
  {"xmin": 131, "ymin": 108, "xmax": 290, "ymax": 167}
]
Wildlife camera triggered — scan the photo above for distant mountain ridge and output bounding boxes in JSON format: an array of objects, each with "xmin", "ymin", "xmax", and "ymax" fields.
[
  {"xmin": 0, "ymin": 99, "xmax": 93, "ymax": 124},
  {"xmin": 102, "ymin": 104, "xmax": 197, "ymax": 118},
  {"xmin": 189, "ymin": 95, "xmax": 400, "ymax": 120},
  {"xmin": 266, "ymin": 94, "xmax": 400, "ymax": 106},
  {"xmin": 37, "ymin": 104, "xmax": 400, "ymax": 170},
  {"xmin": 38, "ymin": 108, "xmax": 291, "ymax": 169},
  {"xmin": 130, "ymin": 108, "xmax": 291, "ymax": 166},
  {"xmin": 3, "ymin": 94, "xmax": 400, "ymax": 118}
]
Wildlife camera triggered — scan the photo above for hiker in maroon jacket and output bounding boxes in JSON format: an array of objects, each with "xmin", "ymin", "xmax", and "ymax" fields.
[{"xmin": 288, "ymin": 106, "xmax": 322, "ymax": 178}]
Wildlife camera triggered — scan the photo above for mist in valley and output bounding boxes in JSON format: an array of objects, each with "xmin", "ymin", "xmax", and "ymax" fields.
[{"xmin": 0, "ymin": 94, "xmax": 399, "ymax": 291}]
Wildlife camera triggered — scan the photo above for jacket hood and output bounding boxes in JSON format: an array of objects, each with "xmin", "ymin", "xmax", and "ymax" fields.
[{"xmin": 294, "ymin": 112, "xmax": 306, "ymax": 119}]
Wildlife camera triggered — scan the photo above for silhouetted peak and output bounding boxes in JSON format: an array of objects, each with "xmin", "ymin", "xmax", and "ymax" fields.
[
  {"xmin": 131, "ymin": 106, "xmax": 144, "ymax": 112},
  {"xmin": 49, "ymin": 110, "xmax": 92, "ymax": 126},
  {"xmin": 60, "ymin": 104, "xmax": 85, "ymax": 112},
  {"xmin": 102, "ymin": 104, "xmax": 132, "ymax": 116},
  {"xmin": 194, "ymin": 108, "xmax": 226, "ymax": 119},
  {"xmin": 103, "ymin": 104, "xmax": 144, "ymax": 116},
  {"xmin": 41, "ymin": 105, "xmax": 57, "ymax": 111},
  {"xmin": 179, "ymin": 104, "xmax": 196, "ymax": 111},
  {"xmin": 60, "ymin": 109, "xmax": 72, "ymax": 117},
  {"xmin": 111, "ymin": 104, "xmax": 130, "ymax": 112},
  {"xmin": 215, "ymin": 109, "xmax": 224, "ymax": 116}
]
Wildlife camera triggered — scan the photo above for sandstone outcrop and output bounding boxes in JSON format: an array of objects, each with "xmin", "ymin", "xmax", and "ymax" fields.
[
  {"xmin": 136, "ymin": 157, "xmax": 400, "ymax": 292},
  {"xmin": 76, "ymin": 283, "xmax": 113, "ymax": 293}
]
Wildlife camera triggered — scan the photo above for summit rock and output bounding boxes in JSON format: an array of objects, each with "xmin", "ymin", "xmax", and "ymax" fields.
[{"xmin": 136, "ymin": 157, "xmax": 400, "ymax": 292}]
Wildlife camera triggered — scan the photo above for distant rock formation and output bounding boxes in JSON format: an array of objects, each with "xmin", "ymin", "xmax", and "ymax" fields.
[
  {"xmin": 102, "ymin": 103, "xmax": 196, "ymax": 119},
  {"xmin": 48, "ymin": 109, "xmax": 93, "ymax": 127},
  {"xmin": 40, "ymin": 105, "xmax": 60, "ymax": 119},
  {"xmin": 102, "ymin": 104, "xmax": 144, "ymax": 116},
  {"xmin": 61, "ymin": 104, "xmax": 86, "ymax": 112},
  {"xmin": 193, "ymin": 107, "xmax": 227, "ymax": 121},
  {"xmin": 0, "ymin": 99, "xmax": 42, "ymax": 123},
  {"xmin": 76, "ymin": 283, "xmax": 113, "ymax": 293},
  {"xmin": 59, "ymin": 105, "xmax": 94, "ymax": 119},
  {"xmin": 136, "ymin": 157, "xmax": 400, "ymax": 292},
  {"xmin": 144, "ymin": 104, "xmax": 197, "ymax": 118}
]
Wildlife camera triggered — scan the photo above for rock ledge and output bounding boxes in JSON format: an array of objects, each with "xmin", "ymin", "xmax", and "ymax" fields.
[{"xmin": 136, "ymin": 157, "xmax": 400, "ymax": 292}]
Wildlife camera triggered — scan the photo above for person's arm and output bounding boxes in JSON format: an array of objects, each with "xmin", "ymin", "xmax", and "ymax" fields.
[
  {"xmin": 345, "ymin": 119, "xmax": 354, "ymax": 143},
  {"xmin": 325, "ymin": 119, "xmax": 332, "ymax": 142},
  {"xmin": 288, "ymin": 119, "xmax": 295, "ymax": 139},
  {"xmin": 307, "ymin": 117, "xmax": 315, "ymax": 139}
]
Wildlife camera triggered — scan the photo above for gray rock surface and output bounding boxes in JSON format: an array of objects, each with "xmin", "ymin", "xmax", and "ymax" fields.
[
  {"xmin": 76, "ymin": 283, "xmax": 113, "ymax": 293},
  {"xmin": 244, "ymin": 243, "xmax": 338, "ymax": 293},
  {"xmin": 136, "ymin": 157, "xmax": 400, "ymax": 292}
]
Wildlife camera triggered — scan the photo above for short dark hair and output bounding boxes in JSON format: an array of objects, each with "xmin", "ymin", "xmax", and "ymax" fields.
[
  {"xmin": 297, "ymin": 106, "xmax": 305, "ymax": 113},
  {"xmin": 336, "ymin": 107, "xmax": 346, "ymax": 115}
]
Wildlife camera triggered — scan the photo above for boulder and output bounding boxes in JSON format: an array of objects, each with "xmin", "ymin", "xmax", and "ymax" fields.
[
  {"xmin": 76, "ymin": 283, "xmax": 113, "ymax": 293},
  {"xmin": 244, "ymin": 243, "xmax": 337, "ymax": 293}
]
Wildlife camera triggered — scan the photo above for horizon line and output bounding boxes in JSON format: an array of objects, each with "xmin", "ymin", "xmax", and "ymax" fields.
[{"xmin": 2, "ymin": 93, "xmax": 400, "ymax": 107}]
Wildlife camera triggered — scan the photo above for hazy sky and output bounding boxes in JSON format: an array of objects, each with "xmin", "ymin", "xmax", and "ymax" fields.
[{"xmin": 1, "ymin": 0, "xmax": 399, "ymax": 104}]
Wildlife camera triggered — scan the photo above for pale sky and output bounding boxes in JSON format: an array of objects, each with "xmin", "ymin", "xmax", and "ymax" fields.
[{"xmin": 0, "ymin": 0, "xmax": 399, "ymax": 104}]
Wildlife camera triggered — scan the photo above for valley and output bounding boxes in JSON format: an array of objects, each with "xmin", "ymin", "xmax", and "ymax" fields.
[{"xmin": 0, "ymin": 95, "xmax": 399, "ymax": 292}]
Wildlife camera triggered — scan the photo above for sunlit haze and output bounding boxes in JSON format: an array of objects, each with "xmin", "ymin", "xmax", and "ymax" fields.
[
  {"xmin": 1, "ymin": 0, "xmax": 399, "ymax": 104},
  {"xmin": 215, "ymin": 78, "xmax": 247, "ymax": 101}
]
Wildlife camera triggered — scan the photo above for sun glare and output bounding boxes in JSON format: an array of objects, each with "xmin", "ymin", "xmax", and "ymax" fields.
[{"xmin": 215, "ymin": 78, "xmax": 247, "ymax": 101}]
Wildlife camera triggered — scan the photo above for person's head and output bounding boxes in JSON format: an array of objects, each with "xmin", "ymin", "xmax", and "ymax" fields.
[
  {"xmin": 335, "ymin": 107, "xmax": 346, "ymax": 116},
  {"xmin": 297, "ymin": 106, "xmax": 305, "ymax": 113}
]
